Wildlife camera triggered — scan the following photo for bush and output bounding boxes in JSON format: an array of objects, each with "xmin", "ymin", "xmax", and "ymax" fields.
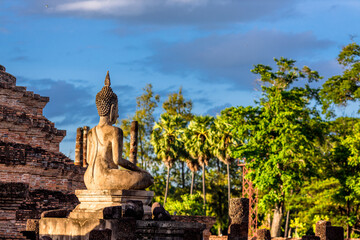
[{"xmin": 165, "ymin": 192, "xmax": 205, "ymax": 216}]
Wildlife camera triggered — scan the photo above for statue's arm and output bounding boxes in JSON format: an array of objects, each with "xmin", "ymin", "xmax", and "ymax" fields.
[
  {"xmin": 86, "ymin": 130, "xmax": 93, "ymax": 165},
  {"xmin": 112, "ymin": 127, "xmax": 143, "ymax": 172}
]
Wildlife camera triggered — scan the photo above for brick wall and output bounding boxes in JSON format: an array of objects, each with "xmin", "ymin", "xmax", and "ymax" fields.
[
  {"xmin": 0, "ymin": 67, "xmax": 64, "ymax": 152},
  {"xmin": 0, "ymin": 65, "xmax": 86, "ymax": 239}
]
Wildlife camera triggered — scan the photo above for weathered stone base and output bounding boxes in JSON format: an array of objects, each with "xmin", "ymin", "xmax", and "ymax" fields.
[
  {"xmin": 69, "ymin": 189, "xmax": 154, "ymax": 219},
  {"xmin": 39, "ymin": 218, "xmax": 205, "ymax": 240}
]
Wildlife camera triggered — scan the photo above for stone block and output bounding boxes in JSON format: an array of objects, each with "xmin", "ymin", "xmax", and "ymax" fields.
[
  {"xmin": 172, "ymin": 215, "xmax": 216, "ymax": 240},
  {"xmin": 326, "ymin": 226, "xmax": 344, "ymax": 240},
  {"xmin": 70, "ymin": 189, "xmax": 154, "ymax": 219},
  {"xmin": 256, "ymin": 229, "xmax": 271, "ymax": 240},
  {"xmin": 123, "ymin": 200, "xmax": 143, "ymax": 220},
  {"xmin": 151, "ymin": 202, "xmax": 171, "ymax": 221},
  {"xmin": 136, "ymin": 220, "xmax": 205, "ymax": 240},
  {"xmin": 26, "ymin": 219, "xmax": 39, "ymax": 233},
  {"xmin": 228, "ymin": 198, "xmax": 249, "ymax": 240},
  {"xmin": 21, "ymin": 230, "xmax": 37, "ymax": 240},
  {"xmin": 103, "ymin": 206, "xmax": 122, "ymax": 219},
  {"xmin": 89, "ymin": 229, "xmax": 112, "ymax": 240},
  {"xmin": 302, "ymin": 236, "xmax": 320, "ymax": 240}
]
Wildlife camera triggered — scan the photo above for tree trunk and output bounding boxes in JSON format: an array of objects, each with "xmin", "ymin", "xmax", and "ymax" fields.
[
  {"xmin": 284, "ymin": 210, "xmax": 290, "ymax": 238},
  {"xmin": 164, "ymin": 165, "xmax": 170, "ymax": 207},
  {"xmin": 266, "ymin": 212, "xmax": 271, "ymax": 229},
  {"xmin": 347, "ymin": 200, "xmax": 351, "ymax": 239},
  {"xmin": 271, "ymin": 202, "xmax": 283, "ymax": 237},
  {"xmin": 227, "ymin": 162, "xmax": 231, "ymax": 213},
  {"xmin": 181, "ymin": 161, "xmax": 185, "ymax": 189},
  {"xmin": 190, "ymin": 171, "xmax": 195, "ymax": 195},
  {"xmin": 202, "ymin": 163, "xmax": 206, "ymax": 215}
]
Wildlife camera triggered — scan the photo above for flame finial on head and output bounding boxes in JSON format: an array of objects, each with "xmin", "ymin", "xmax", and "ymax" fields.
[{"xmin": 105, "ymin": 71, "xmax": 110, "ymax": 87}]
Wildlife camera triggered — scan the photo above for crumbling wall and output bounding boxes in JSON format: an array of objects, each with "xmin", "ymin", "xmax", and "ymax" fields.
[{"xmin": 0, "ymin": 65, "xmax": 85, "ymax": 239}]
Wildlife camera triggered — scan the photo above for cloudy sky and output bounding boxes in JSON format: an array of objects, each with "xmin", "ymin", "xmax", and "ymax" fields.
[{"xmin": 1, "ymin": 0, "xmax": 359, "ymax": 158}]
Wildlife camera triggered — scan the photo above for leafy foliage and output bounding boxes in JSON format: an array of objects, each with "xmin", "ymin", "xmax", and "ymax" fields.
[
  {"xmin": 232, "ymin": 57, "xmax": 323, "ymax": 210},
  {"xmin": 321, "ymin": 42, "xmax": 360, "ymax": 117},
  {"xmin": 165, "ymin": 192, "xmax": 205, "ymax": 216},
  {"xmin": 151, "ymin": 113, "xmax": 187, "ymax": 167},
  {"xmin": 230, "ymin": 57, "xmax": 323, "ymax": 237},
  {"xmin": 162, "ymin": 87, "xmax": 193, "ymax": 121},
  {"xmin": 119, "ymin": 84, "xmax": 160, "ymax": 172}
]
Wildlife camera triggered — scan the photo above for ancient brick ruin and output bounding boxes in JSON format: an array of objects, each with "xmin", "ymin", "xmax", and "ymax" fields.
[{"xmin": 0, "ymin": 65, "xmax": 85, "ymax": 239}]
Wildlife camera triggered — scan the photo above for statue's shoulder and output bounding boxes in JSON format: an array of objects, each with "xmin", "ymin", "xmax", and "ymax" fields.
[{"xmin": 110, "ymin": 125, "xmax": 123, "ymax": 135}]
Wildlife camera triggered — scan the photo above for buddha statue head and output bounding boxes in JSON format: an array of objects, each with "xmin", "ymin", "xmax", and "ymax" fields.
[{"xmin": 95, "ymin": 71, "xmax": 118, "ymax": 124}]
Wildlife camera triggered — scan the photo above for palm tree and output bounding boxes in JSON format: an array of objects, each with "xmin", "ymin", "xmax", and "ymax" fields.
[
  {"xmin": 210, "ymin": 114, "xmax": 238, "ymax": 211},
  {"xmin": 185, "ymin": 115, "xmax": 214, "ymax": 214},
  {"xmin": 151, "ymin": 113, "xmax": 186, "ymax": 207},
  {"xmin": 186, "ymin": 157, "xmax": 199, "ymax": 195},
  {"xmin": 179, "ymin": 136, "xmax": 199, "ymax": 195}
]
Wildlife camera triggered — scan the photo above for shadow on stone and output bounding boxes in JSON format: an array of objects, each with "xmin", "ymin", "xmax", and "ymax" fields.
[
  {"xmin": 123, "ymin": 200, "xmax": 144, "ymax": 220},
  {"xmin": 41, "ymin": 209, "xmax": 70, "ymax": 218},
  {"xmin": 103, "ymin": 206, "xmax": 122, "ymax": 219}
]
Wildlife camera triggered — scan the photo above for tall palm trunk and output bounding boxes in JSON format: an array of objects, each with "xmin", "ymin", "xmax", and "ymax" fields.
[
  {"xmin": 164, "ymin": 165, "xmax": 170, "ymax": 207},
  {"xmin": 271, "ymin": 202, "xmax": 284, "ymax": 237},
  {"xmin": 202, "ymin": 163, "xmax": 206, "ymax": 215},
  {"xmin": 181, "ymin": 161, "xmax": 185, "ymax": 189},
  {"xmin": 227, "ymin": 162, "xmax": 231, "ymax": 212},
  {"xmin": 190, "ymin": 171, "xmax": 195, "ymax": 195}
]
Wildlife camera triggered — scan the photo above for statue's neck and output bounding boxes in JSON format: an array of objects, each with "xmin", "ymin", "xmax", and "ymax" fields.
[{"xmin": 98, "ymin": 116, "xmax": 112, "ymax": 126}]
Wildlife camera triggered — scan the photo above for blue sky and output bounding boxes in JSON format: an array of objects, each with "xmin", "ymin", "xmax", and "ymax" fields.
[{"xmin": 1, "ymin": 0, "xmax": 359, "ymax": 158}]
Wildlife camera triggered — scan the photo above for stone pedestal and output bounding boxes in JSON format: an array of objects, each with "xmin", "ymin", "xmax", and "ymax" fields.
[
  {"xmin": 39, "ymin": 217, "xmax": 205, "ymax": 239},
  {"xmin": 69, "ymin": 189, "xmax": 154, "ymax": 219},
  {"xmin": 38, "ymin": 189, "xmax": 206, "ymax": 239}
]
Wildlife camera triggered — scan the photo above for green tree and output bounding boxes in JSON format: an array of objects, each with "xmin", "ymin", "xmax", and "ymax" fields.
[
  {"xmin": 162, "ymin": 87, "xmax": 193, "ymax": 189},
  {"xmin": 320, "ymin": 42, "xmax": 360, "ymax": 117},
  {"xmin": 231, "ymin": 58, "xmax": 323, "ymax": 237},
  {"xmin": 120, "ymin": 84, "xmax": 160, "ymax": 172},
  {"xmin": 162, "ymin": 87, "xmax": 193, "ymax": 121},
  {"xmin": 151, "ymin": 113, "xmax": 187, "ymax": 206},
  {"xmin": 288, "ymin": 117, "xmax": 360, "ymax": 238},
  {"xmin": 185, "ymin": 115, "xmax": 214, "ymax": 214},
  {"xmin": 323, "ymin": 117, "xmax": 360, "ymax": 237}
]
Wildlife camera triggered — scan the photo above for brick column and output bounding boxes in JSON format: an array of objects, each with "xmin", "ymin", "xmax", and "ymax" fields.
[
  {"xmin": 228, "ymin": 198, "xmax": 249, "ymax": 240},
  {"xmin": 74, "ymin": 127, "xmax": 83, "ymax": 166},
  {"xmin": 316, "ymin": 220, "xmax": 331, "ymax": 240}
]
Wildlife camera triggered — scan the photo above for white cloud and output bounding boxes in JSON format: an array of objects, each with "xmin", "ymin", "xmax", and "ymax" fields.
[
  {"xmin": 36, "ymin": 0, "xmax": 293, "ymax": 25},
  {"xmin": 55, "ymin": 0, "xmax": 145, "ymax": 16}
]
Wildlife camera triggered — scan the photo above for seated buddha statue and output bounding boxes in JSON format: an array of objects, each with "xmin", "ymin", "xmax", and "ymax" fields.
[{"xmin": 84, "ymin": 72, "xmax": 153, "ymax": 190}]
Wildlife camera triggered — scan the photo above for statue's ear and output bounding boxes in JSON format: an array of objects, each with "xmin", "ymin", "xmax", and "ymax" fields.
[{"xmin": 110, "ymin": 104, "xmax": 115, "ymax": 122}]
